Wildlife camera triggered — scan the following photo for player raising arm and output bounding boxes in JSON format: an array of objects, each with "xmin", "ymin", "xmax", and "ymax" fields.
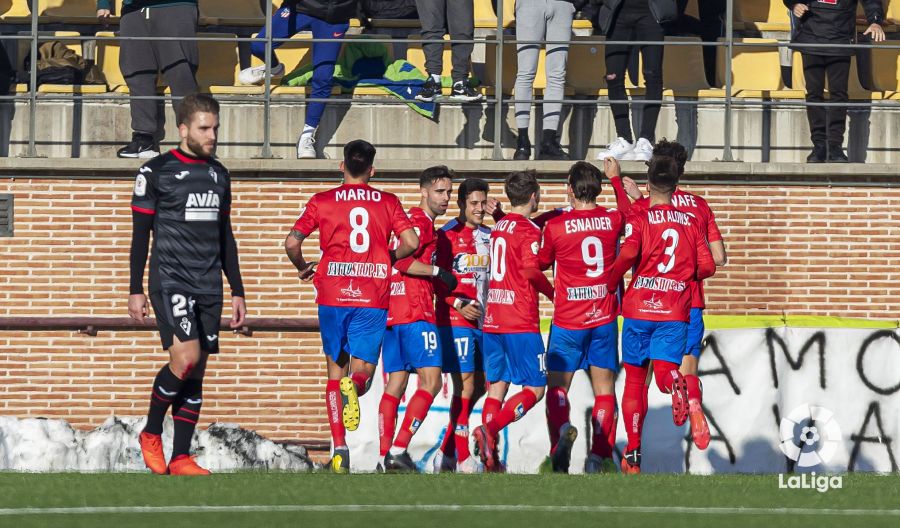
[
  {"xmin": 607, "ymin": 139, "xmax": 727, "ymax": 450},
  {"xmin": 284, "ymin": 140, "xmax": 418, "ymax": 474},
  {"xmin": 605, "ymin": 155, "xmax": 716, "ymax": 474}
]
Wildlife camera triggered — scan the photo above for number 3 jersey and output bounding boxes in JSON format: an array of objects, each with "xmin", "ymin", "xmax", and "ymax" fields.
[
  {"xmin": 620, "ymin": 204, "xmax": 713, "ymax": 322},
  {"xmin": 483, "ymin": 213, "xmax": 543, "ymax": 334},
  {"xmin": 388, "ymin": 207, "xmax": 438, "ymax": 326},
  {"xmin": 292, "ymin": 183, "xmax": 413, "ymax": 310},
  {"xmin": 538, "ymin": 207, "xmax": 625, "ymax": 330},
  {"xmin": 130, "ymin": 149, "xmax": 232, "ymax": 295},
  {"xmin": 434, "ymin": 219, "xmax": 491, "ymax": 329}
]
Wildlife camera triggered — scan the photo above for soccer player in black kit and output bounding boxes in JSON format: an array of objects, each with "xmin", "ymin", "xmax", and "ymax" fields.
[{"xmin": 128, "ymin": 93, "xmax": 246, "ymax": 476}]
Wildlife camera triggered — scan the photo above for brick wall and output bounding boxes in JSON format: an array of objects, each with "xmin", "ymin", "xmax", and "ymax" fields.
[{"xmin": 0, "ymin": 178, "xmax": 897, "ymax": 443}]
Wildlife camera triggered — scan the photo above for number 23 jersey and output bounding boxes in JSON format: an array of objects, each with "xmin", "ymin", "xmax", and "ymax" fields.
[{"xmin": 292, "ymin": 183, "xmax": 413, "ymax": 309}]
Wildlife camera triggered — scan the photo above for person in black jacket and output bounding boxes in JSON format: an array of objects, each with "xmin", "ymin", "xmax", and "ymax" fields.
[
  {"xmin": 594, "ymin": 0, "xmax": 669, "ymax": 162},
  {"xmin": 786, "ymin": 0, "xmax": 885, "ymax": 163},
  {"xmin": 240, "ymin": 0, "xmax": 359, "ymax": 159}
]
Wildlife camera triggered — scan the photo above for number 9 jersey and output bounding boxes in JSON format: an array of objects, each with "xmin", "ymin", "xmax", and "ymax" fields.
[{"xmin": 292, "ymin": 183, "xmax": 413, "ymax": 309}]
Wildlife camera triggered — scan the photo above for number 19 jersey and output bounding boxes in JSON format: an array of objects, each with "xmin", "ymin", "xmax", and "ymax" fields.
[{"xmin": 292, "ymin": 183, "xmax": 413, "ymax": 309}]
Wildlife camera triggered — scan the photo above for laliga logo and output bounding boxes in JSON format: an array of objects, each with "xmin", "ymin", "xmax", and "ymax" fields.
[{"xmin": 779, "ymin": 404, "xmax": 841, "ymax": 468}]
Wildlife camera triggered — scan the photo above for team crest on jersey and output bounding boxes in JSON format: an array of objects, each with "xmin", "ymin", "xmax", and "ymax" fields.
[
  {"xmin": 531, "ymin": 241, "xmax": 540, "ymax": 255},
  {"xmin": 625, "ymin": 223, "xmax": 633, "ymax": 237},
  {"xmin": 134, "ymin": 174, "xmax": 147, "ymax": 197},
  {"xmin": 208, "ymin": 166, "xmax": 218, "ymax": 183},
  {"xmin": 180, "ymin": 317, "xmax": 192, "ymax": 335}
]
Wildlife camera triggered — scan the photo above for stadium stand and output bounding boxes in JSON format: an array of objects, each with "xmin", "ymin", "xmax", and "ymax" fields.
[
  {"xmin": 715, "ymin": 38, "xmax": 786, "ymax": 95},
  {"xmin": 475, "ymin": 0, "xmax": 515, "ymax": 28},
  {"xmin": 197, "ymin": 0, "xmax": 271, "ymax": 27},
  {"xmin": 0, "ymin": 0, "xmax": 30, "ymax": 22},
  {"xmin": 38, "ymin": 0, "xmax": 101, "ymax": 24},
  {"xmin": 871, "ymin": 41, "xmax": 900, "ymax": 95},
  {"xmin": 736, "ymin": 0, "xmax": 790, "ymax": 33},
  {"xmin": 790, "ymin": 50, "xmax": 883, "ymax": 100}
]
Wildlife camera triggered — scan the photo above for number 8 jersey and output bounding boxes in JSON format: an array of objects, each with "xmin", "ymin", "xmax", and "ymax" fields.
[
  {"xmin": 620, "ymin": 204, "xmax": 713, "ymax": 322},
  {"xmin": 292, "ymin": 183, "xmax": 413, "ymax": 309}
]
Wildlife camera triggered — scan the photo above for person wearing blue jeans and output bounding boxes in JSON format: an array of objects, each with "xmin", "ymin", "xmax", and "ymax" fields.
[{"xmin": 240, "ymin": 1, "xmax": 357, "ymax": 159}]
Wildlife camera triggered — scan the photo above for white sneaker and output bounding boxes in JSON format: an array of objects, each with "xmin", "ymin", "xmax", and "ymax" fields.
[
  {"xmin": 457, "ymin": 456, "xmax": 484, "ymax": 474},
  {"xmin": 596, "ymin": 137, "xmax": 635, "ymax": 161},
  {"xmin": 238, "ymin": 62, "xmax": 285, "ymax": 86},
  {"xmin": 432, "ymin": 452, "xmax": 456, "ymax": 474},
  {"xmin": 631, "ymin": 137, "xmax": 654, "ymax": 162},
  {"xmin": 297, "ymin": 134, "xmax": 317, "ymax": 159}
]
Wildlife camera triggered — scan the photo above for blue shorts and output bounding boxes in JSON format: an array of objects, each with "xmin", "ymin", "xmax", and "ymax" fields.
[
  {"xmin": 483, "ymin": 332, "xmax": 546, "ymax": 387},
  {"xmin": 685, "ymin": 308, "xmax": 705, "ymax": 358},
  {"xmin": 439, "ymin": 326, "xmax": 484, "ymax": 373},
  {"xmin": 318, "ymin": 305, "xmax": 387, "ymax": 365},
  {"xmin": 382, "ymin": 321, "xmax": 442, "ymax": 373},
  {"xmin": 621, "ymin": 318, "xmax": 688, "ymax": 367},
  {"xmin": 547, "ymin": 321, "xmax": 619, "ymax": 373}
]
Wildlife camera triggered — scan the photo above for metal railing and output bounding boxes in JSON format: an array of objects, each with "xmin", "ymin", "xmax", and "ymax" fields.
[
  {"xmin": 0, "ymin": 316, "xmax": 319, "ymax": 336},
  {"xmin": 0, "ymin": 0, "xmax": 897, "ymax": 160}
]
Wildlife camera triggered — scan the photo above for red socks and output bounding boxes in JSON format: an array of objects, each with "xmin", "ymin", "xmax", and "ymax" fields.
[
  {"xmin": 392, "ymin": 390, "xmax": 435, "ymax": 450},
  {"xmin": 685, "ymin": 374, "xmax": 702, "ymax": 403},
  {"xmin": 652, "ymin": 360, "xmax": 682, "ymax": 393},
  {"xmin": 455, "ymin": 397, "xmax": 472, "ymax": 461},
  {"xmin": 591, "ymin": 394, "xmax": 617, "ymax": 458},
  {"xmin": 622, "ymin": 364, "xmax": 648, "ymax": 452},
  {"xmin": 545, "ymin": 386, "xmax": 570, "ymax": 453},
  {"xmin": 325, "ymin": 379, "xmax": 346, "ymax": 448},
  {"xmin": 440, "ymin": 396, "xmax": 462, "ymax": 457},
  {"xmin": 351, "ymin": 371, "xmax": 371, "ymax": 397},
  {"xmin": 486, "ymin": 390, "xmax": 538, "ymax": 437},
  {"xmin": 378, "ymin": 393, "xmax": 400, "ymax": 456},
  {"xmin": 482, "ymin": 397, "xmax": 502, "ymax": 427}
]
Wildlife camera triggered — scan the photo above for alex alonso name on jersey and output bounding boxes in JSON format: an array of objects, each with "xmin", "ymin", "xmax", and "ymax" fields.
[{"xmin": 184, "ymin": 191, "xmax": 221, "ymax": 221}]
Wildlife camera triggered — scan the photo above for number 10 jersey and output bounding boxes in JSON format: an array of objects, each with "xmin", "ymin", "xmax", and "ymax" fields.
[{"xmin": 292, "ymin": 183, "xmax": 413, "ymax": 309}]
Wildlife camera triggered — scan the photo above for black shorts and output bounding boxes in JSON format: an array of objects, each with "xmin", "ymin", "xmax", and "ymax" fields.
[{"xmin": 150, "ymin": 290, "xmax": 223, "ymax": 353}]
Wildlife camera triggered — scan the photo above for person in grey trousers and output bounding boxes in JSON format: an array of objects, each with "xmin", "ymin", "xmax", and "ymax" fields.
[
  {"xmin": 414, "ymin": 0, "xmax": 484, "ymax": 102},
  {"xmin": 97, "ymin": 0, "xmax": 199, "ymax": 159},
  {"xmin": 513, "ymin": 0, "xmax": 583, "ymax": 160}
]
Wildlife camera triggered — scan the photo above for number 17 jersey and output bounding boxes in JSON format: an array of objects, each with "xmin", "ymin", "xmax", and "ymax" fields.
[{"xmin": 292, "ymin": 183, "xmax": 413, "ymax": 309}]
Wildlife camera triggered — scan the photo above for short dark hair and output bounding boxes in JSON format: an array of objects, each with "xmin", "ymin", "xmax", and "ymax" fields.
[
  {"xmin": 457, "ymin": 177, "xmax": 489, "ymax": 203},
  {"xmin": 647, "ymin": 156, "xmax": 680, "ymax": 194},
  {"xmin": 653, "ymin": 139, "xmax": 687, "ymax": 178},
  {"xmin": 176, "ymin": 93, "xmax": 219, "ymax": 126},
  {"xmin": 343, "ymin": 140, "xmax": 376, "ymax": 176},
  {"xmin": 420, "ymin": 165, "xmax": 454, "ymax": 188},
  {"xmin": 504, "ymin": 170, "xmax": 539, "ymax": 207},
  {"xmin": 567, "ymin": 161, "xmax": 602, "ymax": 202}
]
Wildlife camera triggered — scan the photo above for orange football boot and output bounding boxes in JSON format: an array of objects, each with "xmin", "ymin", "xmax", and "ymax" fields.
[
  {"xmin": 168, "ymin": 454, "xmax": 211, "ymax": 476},
  {"xmin": 689, "ymin": 400, "xmax": 711, "ymax": 450},
  {"xmin": 620, "ymin": 448, "xmax": 641, "ymax": 475},
  {"xmin": 139, "ymin": 431, "xmax": 168, "ymax": 475}
]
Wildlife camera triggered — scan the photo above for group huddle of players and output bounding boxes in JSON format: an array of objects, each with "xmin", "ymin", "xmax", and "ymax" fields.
[
  {"xmin": 286, "ymin": 139, "xmax": 727, "ymax": 475},
  {"xmin": 127, "ymin": 94, "xmax": 725, "ymax": 476}
]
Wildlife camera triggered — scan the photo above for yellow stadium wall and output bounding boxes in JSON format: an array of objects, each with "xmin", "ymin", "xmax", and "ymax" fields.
[{"xmin": 0, "ymin": 178, "xmax": 898, "ymax": 444}]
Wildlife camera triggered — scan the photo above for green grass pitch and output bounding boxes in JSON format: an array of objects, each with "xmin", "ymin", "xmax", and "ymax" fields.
[{"xmin": 1, "ymin": 473, "xmax": 899, "ymax": 528}]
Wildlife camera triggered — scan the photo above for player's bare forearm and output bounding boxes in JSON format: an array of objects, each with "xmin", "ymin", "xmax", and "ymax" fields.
[
  {"xmin": 404, "ymin": 260, "xmax": 435, "ymax": 277},
  {"xmin": 284, "ymin": 230, "xmax": 315, "ymax": 280},
  {"xmin": 710, "ymin": 240, "xmax": 727, "ymax": 266}
]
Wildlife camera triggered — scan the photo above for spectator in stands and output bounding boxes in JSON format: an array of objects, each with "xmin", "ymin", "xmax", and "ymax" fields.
[
  {"xmin": 239, "ymin": 0, "xmax": 358, "ymax": 159},
  {"xmin": 786, "ymin": 0, "xmax": 885, "ymax": 163},
  {"xmin": 414, "ymin": 0, "xmax": 483, "ymax": 102},
  {"xmin": 514, "ymin": 0, "xmax": 585, "ymax": 160},
  {"xmin": 594, "ymin": 0, "xmax": 667, "ymax": 162},
  {"xmin": 97, "ymin": 0, "xmax": 199, "ymax": 159}
]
